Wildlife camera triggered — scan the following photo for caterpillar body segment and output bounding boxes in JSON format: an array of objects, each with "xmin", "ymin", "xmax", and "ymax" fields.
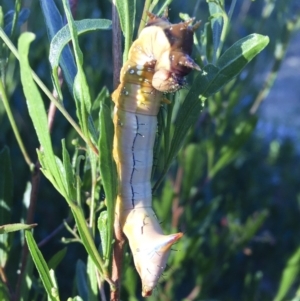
[{"xmin": 112, "ymin": 12, "xmax": 199, "ymax": 297}]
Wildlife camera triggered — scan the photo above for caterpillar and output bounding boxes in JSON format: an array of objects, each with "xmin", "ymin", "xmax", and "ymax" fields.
[{"xmin": 112, "ymin": 11, "xmax": 200, "ymax": 297}]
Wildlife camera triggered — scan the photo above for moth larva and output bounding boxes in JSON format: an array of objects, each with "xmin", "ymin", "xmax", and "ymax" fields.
[{"xmin": 112, "ymin": 11, "xmax": 200, "ymax": 297}]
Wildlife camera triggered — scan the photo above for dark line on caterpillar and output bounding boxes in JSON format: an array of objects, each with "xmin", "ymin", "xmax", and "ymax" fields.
[
  {"xmin": 130, "ymin": 114, "xmax": 140, "ymax": 208},
  {"xmin": 141, "ymin": 216, "xmax": 149, "ymax": 234}
]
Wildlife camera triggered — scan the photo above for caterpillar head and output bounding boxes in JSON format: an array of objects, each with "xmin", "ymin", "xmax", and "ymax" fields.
[{"xmin": 145, "ymin": 12, "xmax": 201, "ymax": 92}]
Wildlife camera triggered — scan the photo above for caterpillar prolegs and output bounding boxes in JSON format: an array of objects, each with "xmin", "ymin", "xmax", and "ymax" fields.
[{"xmin": 112, "ymin": 12, "xmax": 200, "ymax": 297}]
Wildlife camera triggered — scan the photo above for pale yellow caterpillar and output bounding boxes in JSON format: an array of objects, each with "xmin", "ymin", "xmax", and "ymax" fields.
[{"xmin": 112, "ymin": 11, "xmax": 200, "ymax": 297}]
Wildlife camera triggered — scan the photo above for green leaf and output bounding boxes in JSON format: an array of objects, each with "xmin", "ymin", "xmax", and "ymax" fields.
[
  {"xmin": 237, "ymin": 210, "xmax": 269, "ymax": 247},
  {"xmin": 40, "ymin": 0, "xmax": 77, "ymax": 93},
  {"xmin": 18, "ymin": 32, "xmax": 67, "ymax": 198},
  {"xmin": 49, "ymin": 18, "xmax": 111, "ymax": 97},
  {"xmin": 70, "ymin": 203, "xmax": 107, "ymax": 279},
  {"xmin": 157, "ymin": 0, "xmax": 175, "ymax": 15},
  {"xmin": 25, "ymin": 231, "xmax": 60, "ymax": 301},
  {"xmin": 160, "ymin": 34, "xmax": 269, "ymax": 183},
  {"xmin": 62, "ymin": 0, "xmax": 93, "ymax": 139},
  {"xmin": 18, "ymin": 33, "xmax": 52, "ymax": 153},
  {"xmin": 216, "ymin": 34, "xmax": 270, "ymax": 83},
  {"xmin": 0, "ymin": 223, "xmax": 37, "ymax": 234},
  {"xmin": 87, "ymin": 256, "xmax": 98, "ymax": 301},
  {"xmin": 49, "ymin": 19, "xmax": 112, "ymax": 70},
  {"xmin": 208, "ymin": 1, "xmax": 224, "ymax": 63},
  {"xmin": 62, "ymin": 140, "xmax": 76, "ymax": 201},
  {"xmin": 98, "ymin": 211, "xmax": 108, "ymax": 258},
  {"xmin": 115, "ymin": 0, "xmax": 136, "ymax": 62},
  {"xmin": 4, "ymin": 7, "xmax": 30, "ymax": 37},
  {"xmin": 47, "ymin": 247, "xmax": 67, "ymax": 270},
  {"xmin": 274, "ymin": 247, "xmax": 300, "ymax": 301},
  {"xmin": 98, "ymin": 98, "xmax": 117, "ymax": 264}
]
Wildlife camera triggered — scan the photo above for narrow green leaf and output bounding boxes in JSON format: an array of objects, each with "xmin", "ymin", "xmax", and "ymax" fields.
[
  {"xmin": 18, "ymin": 33, "xmax": 67, "ymax": 198},
  {"xmin": 4, "ymin": 8, "xmax": 30, "ymax": 37},
  {"xmin": 98, "ymin": 211, "xmax": 108, "ymax": 259},
  {"xmin": 0, "ymin": 223, "xmax": 37, "ymax": 234},
  {"xmin": 216, "ymin": 34, "xmax": 270, "ymax": 81},
  {"xmin": 49, "ymin": 270, "xmax": 60, "ymax": 299},
  {"xmin": 162, "ymin": 64, "xmax": 218, "ymax": 175},
  {"xmin": 18, "ymin": 33, "xmax": 53, "ymax": 154},
  {"xmin": 115, "ymin": 0, "xmax": 136, "ymax": 62},
  {"xmin": 49, "ymin": 19, "xmax": 111, "ymax": 70},
  {"xmin": 208, "ymin": 1, "xmax": 224, "ymax": 63},
  {"xmin": 62, "ymin": 140, "xmax": 76, "ymax": 201},
  {"xmin": 160, "ymin": 34, "xmax": 269, "ymax": 184},
  {"xmin": 237, "ymin": 210, "xmax": 269, "ymax": 246},
  {"xmin": 47, "ymin": 247, "xmax": 67, "ymax": 270},
  {"xmin": 49, "ymin": 18, "xmax": 111, "ymax": 97},
  {"xmin": 157, "ymin": 0, "xmax": 175, "ymax": 15},
  {"xmin": 87, "ymin": 256, "xmax": 98, "ymax": 301},
  {"xmin": 98, "ymin": 99, "xmax": 117, "ymax": 264},
  {"xmin": 25, "ymin": 231, "xmax": 60, "ymax": 301},
  {"xmin": 40, "ymin": 0, "xmax": 77, "ymax": 93},
  {"xmin": 70, "ymin": 203, "xmax": 106, "ymax": 276},
  {"xmin": 274, "ymin": 247, "xmax": 300, "ymax": 301},
  {"xmin": 62, "ymin": 0, "xmax": 92, "ymax": 139}
]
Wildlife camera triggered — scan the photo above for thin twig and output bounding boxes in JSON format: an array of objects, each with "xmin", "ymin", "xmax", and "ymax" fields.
[
  {"xmin": 111, "ymin": 3, "xmax": 124, "ymax": 300},
  {"xmin": 38, "ymin": 216, "xmax": 73, "ymax": 248},
  {"xmin": 110, "ymin": 0, "xmax": 125, "ymax": 301}
]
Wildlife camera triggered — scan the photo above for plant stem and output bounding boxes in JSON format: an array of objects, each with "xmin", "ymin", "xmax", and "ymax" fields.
[
  {"xmin": 0, "ymin": 80, "xmax": 34, "ymax": 170},
  {"xmin": 111, "ymin": 2, "xmax": 124, "ymax": 300}
]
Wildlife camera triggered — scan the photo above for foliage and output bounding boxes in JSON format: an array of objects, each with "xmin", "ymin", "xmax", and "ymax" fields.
[{"xmin": 0, "ymin": 0, "xmax": 299, "ymax": 300}]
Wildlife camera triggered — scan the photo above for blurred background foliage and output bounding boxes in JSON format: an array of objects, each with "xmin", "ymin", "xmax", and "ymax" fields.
[{"xmin": 1, "ymin": 0, "xmax": 300, "ymax": 300}]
